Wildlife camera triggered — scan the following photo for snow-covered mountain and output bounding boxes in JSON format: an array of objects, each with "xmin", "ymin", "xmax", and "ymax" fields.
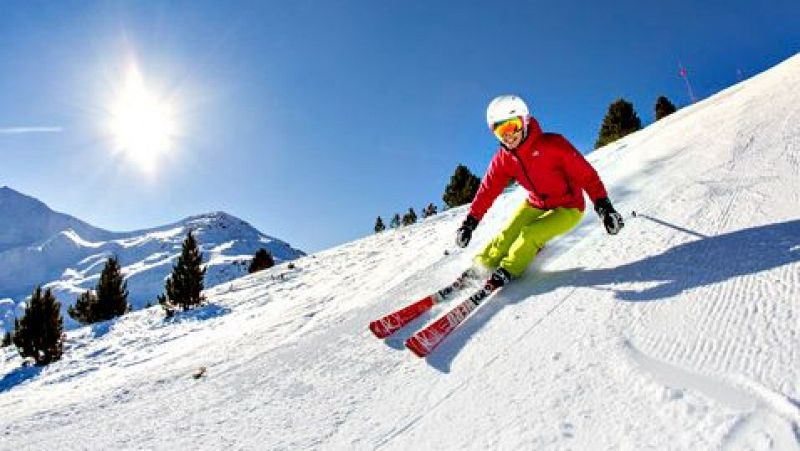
[
  {"xmin": 2, "ymin": 53, "xmax": 799, "ymax": 450},
  {"xmin": 0, "ymin": 187, "xmax": 304, "ymax": 330}
]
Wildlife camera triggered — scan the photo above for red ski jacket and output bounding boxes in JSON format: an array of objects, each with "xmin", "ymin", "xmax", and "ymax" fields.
[{"xmin": 469, "ymin": 118, "xmax": 608, "ymax": 221}]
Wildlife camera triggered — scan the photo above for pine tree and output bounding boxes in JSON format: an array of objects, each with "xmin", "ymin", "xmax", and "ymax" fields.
[
  {"xmin": 402, "ymin": 208, "xmax": 418, "ymax": 226},
  {"xmin": 654, "ymin": 95, "xmax": 677, "ymax": 121},
  {"xmin": 443, "ymin": 164, "xmax": 481, "ymax": 208},
  {"xmin": 158, "ymin": 230, "xmax": 206, "ymax": 313},
  {"xmin": 595, "ymin": 98, "xmax": 642, "ymax": 149},
  {"xmin": 13, "ymin": 286, "xmax": 64, "ymax": 365},
  {"xmin": 2, "ymin": 331, "xmax": 12, "ymax": 347},
  {"xmin": 422, "ymin": 203, "xmax": 438, "ymax": 218},
  {"xmin": 390, "ymin": 213, "xmax": 401, "ymax": 229},
  {"xmin": 96, "ymin": 257, "xmax": 129, "ymax": 320},
  {"xmin": 67, "ymin": 257, "xmax": 129, "ymax": 325},
  {"xmin": 68, "ymin": 290, "xmax": 99, "ymax": 324},
  {"xmin": 374, "ymin": 216, "xmax": 386, "ymax": 233},
  {"xmin": 248, "ymin": 248, "xmax": 275, "ymax": 273}
]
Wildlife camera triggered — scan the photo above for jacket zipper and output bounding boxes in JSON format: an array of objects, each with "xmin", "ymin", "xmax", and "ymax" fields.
[{"xmin": 509, "ymin": 149, "xmax": 547, "ymax": 204}]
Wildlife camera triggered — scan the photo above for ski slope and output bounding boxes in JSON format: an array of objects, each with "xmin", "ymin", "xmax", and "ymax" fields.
[{"xmin": 2, "ymin": 53, "xmax": 799, "ymax": 450}]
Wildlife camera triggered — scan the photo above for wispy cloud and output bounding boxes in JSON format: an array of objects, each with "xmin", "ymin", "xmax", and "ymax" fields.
[{"xmin": 0, "ymin": 126, "xmax": 63, "ymax": 134}]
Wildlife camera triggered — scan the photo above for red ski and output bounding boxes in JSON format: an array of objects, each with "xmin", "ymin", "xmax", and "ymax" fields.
[
  {"xmin": 405, "ymin": 274, "xmax": 505, "ymax": 358},
  {"xmin": 369, "ymin": 269, "xmax": 481, "ymax": 339},
  {"xmin": 369, "ymin": 295, "xmax": 435, "ymax": 339}
]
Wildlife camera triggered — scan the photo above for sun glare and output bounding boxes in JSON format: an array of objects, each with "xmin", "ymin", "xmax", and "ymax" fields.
[{"xmin": 109, "ymin": 64, "xmax": 176, "ymax": 174}]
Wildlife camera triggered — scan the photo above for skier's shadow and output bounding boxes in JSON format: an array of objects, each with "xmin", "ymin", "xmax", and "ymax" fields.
[{"xmin": 423, "ymin": 218, "xmax": 800, "ymax": 373}]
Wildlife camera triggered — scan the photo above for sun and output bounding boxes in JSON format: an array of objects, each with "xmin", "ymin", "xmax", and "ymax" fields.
[{"xmin": 109, "ymin": 64, "xmax": 177, "ymax": 174}]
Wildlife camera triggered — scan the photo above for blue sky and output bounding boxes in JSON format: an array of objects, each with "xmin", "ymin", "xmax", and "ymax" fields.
[{"xmin": 1, "ymin": 1, "xmax": 798, "ymax": 252}]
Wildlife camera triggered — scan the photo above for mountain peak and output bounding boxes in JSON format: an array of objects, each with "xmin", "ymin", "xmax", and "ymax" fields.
[
  {"xmin": 0, "ymin": 185, "xmax": 46, "ymax": 206},
  {"xmin": 185, "ymin": 211, "xmax": 239, "ymax": 223},
  {"xmin": 0, "ymin": 186, "xmax": 108, "ymax": 251}
]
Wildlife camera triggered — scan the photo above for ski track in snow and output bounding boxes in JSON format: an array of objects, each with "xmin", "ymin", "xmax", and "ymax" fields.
[
  {"xmin": 623, "ymin": 339, "xmax": 800, "ymax": 450},
  {"xmin": 2, "ymin": 53, "xmax": 800, "ymax": 450}
]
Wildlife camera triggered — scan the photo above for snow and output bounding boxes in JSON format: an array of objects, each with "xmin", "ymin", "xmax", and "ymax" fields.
[
  {"xmin": 1, "ymin": 53, "xmax": 800, "ymax": 449},
  {"xmin": 0, "ymin": 197, "xmax": 305, "ymax": 331}
]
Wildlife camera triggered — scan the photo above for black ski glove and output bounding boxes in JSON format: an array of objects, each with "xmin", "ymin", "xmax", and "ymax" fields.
[
  {"xmin": 455, "ymin": 215, "xmax": 479, "ymax": 248},
  {"xmin": 594, "ymin": 198, "xmax": 624, "ymax": 235}
]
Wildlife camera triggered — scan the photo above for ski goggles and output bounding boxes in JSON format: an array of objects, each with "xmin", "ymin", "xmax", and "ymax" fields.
[{"xmin": 491, "ymin": 116, "xmax": 524, "ymax": 140}]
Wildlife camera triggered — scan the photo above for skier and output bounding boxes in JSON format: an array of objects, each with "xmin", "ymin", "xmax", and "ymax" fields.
[
  {"xmin": 455, "ymin": 95, "xmax": 624, "ymax": 288},
  {"xmin": 369, "ymin": 95, "xmax": 625, "ymax": 353}
]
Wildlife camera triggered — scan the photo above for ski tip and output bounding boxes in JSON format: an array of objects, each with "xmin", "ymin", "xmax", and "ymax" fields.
[
  {"xmin": 405, "ymin": 337, "xmax": 429, "ymax": 358},
  {"xmin": 369, "ymin": 321, "xmax": 389, "ymax": 339}
]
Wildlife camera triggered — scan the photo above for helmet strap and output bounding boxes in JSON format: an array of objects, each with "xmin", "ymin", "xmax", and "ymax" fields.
[{"xmin": 522, "ymin": 115, "xmax": 530, "ymax": 140}]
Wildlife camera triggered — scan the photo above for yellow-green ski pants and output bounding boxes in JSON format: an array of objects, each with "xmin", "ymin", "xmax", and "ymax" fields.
[{"xmin": 475, "ymin": 201, "xmax": 584, "ymax": 277}]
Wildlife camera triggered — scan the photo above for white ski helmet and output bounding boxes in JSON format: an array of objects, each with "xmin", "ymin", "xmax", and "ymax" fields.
[{"xmin": 486, "ymin": 95, "xmax": 530, "ymax": 127}]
